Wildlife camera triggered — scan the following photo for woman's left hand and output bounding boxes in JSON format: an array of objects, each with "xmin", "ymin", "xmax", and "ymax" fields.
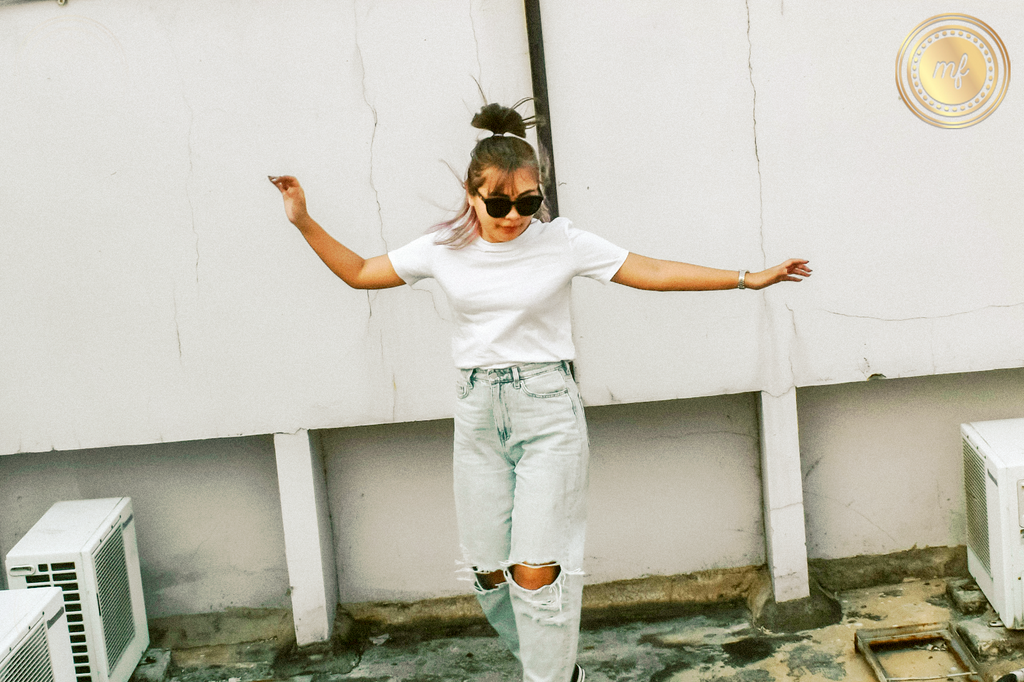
[{"xmin": 746, "ymin": 259, "xmax": 812, "ymax": 290}]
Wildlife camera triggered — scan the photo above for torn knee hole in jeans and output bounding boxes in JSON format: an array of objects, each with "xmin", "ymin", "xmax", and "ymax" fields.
[
  {"xmin": 473, "ymin": 568, "xmax": 507, "ymax": 592},
  {"xmin": 505, "ymin": 563, "xmax": 568, "ymax": 613},
  {"xmin": 507, "ymin": 561, "xmax": 561, "ymax": 585},
  {"xmin": 456, "ymin": 552, "xmax": 506, "ymax": 589}
]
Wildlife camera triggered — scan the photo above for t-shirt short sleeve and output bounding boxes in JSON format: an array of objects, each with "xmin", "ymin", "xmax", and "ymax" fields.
[
  {"xmin": 561, "ymin": 218, "xmax": 630, "ymax": 282},
  {"xmin": 388, "ymin": 233, "xmax": 437, "ymax": 286}
]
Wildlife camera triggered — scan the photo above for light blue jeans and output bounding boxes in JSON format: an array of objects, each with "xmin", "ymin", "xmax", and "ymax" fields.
[{"xmin": 453, "ymin": 361, "xmax": 589, "ymax": 682}]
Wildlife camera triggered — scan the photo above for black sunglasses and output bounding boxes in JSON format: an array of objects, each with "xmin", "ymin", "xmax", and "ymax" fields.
[{"xmin": 482, "ymin": 194, "xmax": 544, "ymax": 218}]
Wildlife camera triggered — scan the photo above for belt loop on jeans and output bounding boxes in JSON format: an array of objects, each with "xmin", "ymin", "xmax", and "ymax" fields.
[{"xmin": 511, "ymin": 365, "xmax": 521, "ymax": 389}]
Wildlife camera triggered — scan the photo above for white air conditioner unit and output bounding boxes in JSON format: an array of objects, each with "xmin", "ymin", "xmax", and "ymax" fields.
[
  {"xmin": 1, "ymin": 586, "xmax": 75, "ymax": 682},
  {"xmin": 4, "ymin": 498, "xmax": 149, "ymax": 682},
  {"xmin": 962, "ymin": 418, "xmax": 1024, "ymax": 629}
]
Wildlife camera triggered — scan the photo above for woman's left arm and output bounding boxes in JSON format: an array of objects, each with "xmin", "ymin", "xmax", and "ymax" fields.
[{"xmin": 610, "ymin": 253, "xmax": 811, "ymax": 291}]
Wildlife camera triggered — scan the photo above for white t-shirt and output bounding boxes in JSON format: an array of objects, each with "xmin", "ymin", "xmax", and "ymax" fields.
[{"xmin": 388, "ymin": 217, "xmax": 629, "ymax": 369}]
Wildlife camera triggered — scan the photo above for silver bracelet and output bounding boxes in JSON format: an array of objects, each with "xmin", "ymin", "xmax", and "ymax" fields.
[{"xmin": 737, "ymin": 270, "xmax": 748, "ymax": 290}]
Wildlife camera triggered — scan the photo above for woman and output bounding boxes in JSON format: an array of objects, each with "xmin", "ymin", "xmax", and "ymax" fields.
[{"xmin": 270, "ymin": 101, "xmax": 810, "ymax": 682}]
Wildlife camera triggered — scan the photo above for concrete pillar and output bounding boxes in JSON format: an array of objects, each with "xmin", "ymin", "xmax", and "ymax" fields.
[
  {"xmin": 758, "ymin": 388, "xmax": 810, "ymax": 602},
  {"xmin": 274, "ymin": 430, "xmax": 338, "ymax": 645}
]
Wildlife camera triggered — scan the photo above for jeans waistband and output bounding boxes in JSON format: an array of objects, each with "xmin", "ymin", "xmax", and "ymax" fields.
[{"xmin": 463, "ymin": 361, "xmax": 571, "ymax": 384}]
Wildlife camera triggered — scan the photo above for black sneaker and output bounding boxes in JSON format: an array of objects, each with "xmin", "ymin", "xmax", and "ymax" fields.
[{"xmin": 571, "ymin": 664, "xmax": 585, "ymax": 682}]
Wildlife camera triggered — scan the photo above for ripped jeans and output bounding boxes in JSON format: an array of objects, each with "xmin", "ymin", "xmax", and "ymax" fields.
[{"xmin": 454, "ymin": 361, "xmax": 589, "ymax": 682}]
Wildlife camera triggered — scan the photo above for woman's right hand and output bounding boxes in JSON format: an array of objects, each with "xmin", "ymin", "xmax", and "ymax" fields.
[
  {"xmin": 268, "ymin": 175, "xmax": 309, "ymax": 226},
  {"xmin": 266, "ymin": 174, "xmax": 404, "ymax": 290}
]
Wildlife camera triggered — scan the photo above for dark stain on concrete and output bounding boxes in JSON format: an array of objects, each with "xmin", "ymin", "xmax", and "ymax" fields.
[
  {"xmin": 658, "ymin": 652, "xmax": 729, "ymax": 678},
  {"xmin": 648, "ymin": 655, "xmax": 720, "ymax": 682},
  {"xmin": 638, "ymin": 630, "xmax": 808, "ymax": 672},
  {"xmin": 638, "ymin": 625, "xmax": 761, "ymax": 650},
  {"xmin": 786, "ymin": 643, "xmax": 846, "ymax": 681},
  {"xmin": 721, "ymin": 637, "xmax": 781, "ymax": 666},
  {"xmin": 593, "ymin": 655, "xmax": 644, "ymax": 676},
  {"xmin": 591, "ymin": 645, "xmax": 722, "ymax": 682},
  {"xmin": 648, "ymin": 660, "xmax": 692, "ymax": 682},
  {"xmin": 845, "ymin": 609, "xmax": 885, "ymax": 621},
  {"xmin": 704, "ymin": 669, "xmax": 775, "ymax": 682},
  {"xmin": 719, "ymin": 633, "xmax": 809, "ymax": 666}
]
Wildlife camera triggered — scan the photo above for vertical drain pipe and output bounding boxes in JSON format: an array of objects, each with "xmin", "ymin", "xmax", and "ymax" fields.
[
  {"xmin": 524, "ymin": 0, "xmax": 577, "ymax": 378},
  {"xmin": 524, "ymin": 0, "xmax": 559, "ymax": 218}
]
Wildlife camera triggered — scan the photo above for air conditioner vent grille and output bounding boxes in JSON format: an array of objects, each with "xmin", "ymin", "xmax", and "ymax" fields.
[
  {"xmin": 95, "ymin": 525, "xmax": 133, "ymax": 672},
  {"xmin": 23, "ymin": 564, "xmax": 91, "ymax": 682},
  {"xmin": 964, "ymin": 438, "xmax": 991, "ymax": 575},
  {"xmin": 0, "ymin": 623, "xmax": 55, "ymax": 682}
]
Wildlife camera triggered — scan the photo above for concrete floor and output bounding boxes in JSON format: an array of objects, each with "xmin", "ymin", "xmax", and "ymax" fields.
[{"xmin": 164, "ymin": 579, "xmax": 1024, "ymax": 682}]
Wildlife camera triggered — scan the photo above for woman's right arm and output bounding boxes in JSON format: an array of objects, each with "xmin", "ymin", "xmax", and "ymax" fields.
[{"xmin": 269, "ymin": 175, "xmax": 405, "ymax": 290}]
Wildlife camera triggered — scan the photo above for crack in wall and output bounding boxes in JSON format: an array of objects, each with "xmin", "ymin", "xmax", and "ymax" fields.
[
  {"xmin": 745, "ymin": 0, "xmax": 767, "ymax": 267},
  {"xmin": 822, "ymin": 301, "xmax": 1024, "ymax": 322},
  {"xmin": 153, "ymin": 20, "xmax": 200, "ymax": 290},
  {"xmin": 768, "ymin": 501, "xmax": 804, "ymax": 513},
  {"xmin": 804, "ymin": 490, "xmax": 898, "ymax": 544},
  {"xmin": 352, "ymin": 3, "xmax": 387, "ymax": 254},
  {"xmin": 468, "ymin": 1, "xmax": 483, "ymax": 85},
  {"xmin": 173, "ymin": 292, "xmax": 183, "ymax": 361},
  {"xmin": 161, "ymin": 32, "xmax": 198, "ymax": 362},
  {"xmin": 803, "ymin": 455, "xmax": 824, "ymax": 481},
  {"xmin": 352, "ymin": 1, "xmax": 388, "ymax": 356},
  {"xmin": 624, "ymin": 430, "xmax": 759, "ymax": 444},
  {"xmin": 762, "ymin": 388, "xmax": 794, "ymax": 400},
  {"xmin": 784, "ymin": 303, "xmax": 798, "ymax": 336},
  {"xmin": 391, "ymin": 371, "xmax": 398, "ymax": 423}
]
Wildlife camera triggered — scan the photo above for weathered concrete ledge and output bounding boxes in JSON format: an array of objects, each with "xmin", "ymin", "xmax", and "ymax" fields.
[
  {"xmin": 148, "ymin": 545, "xmax": 970, "ymax": 667},
  {"xmin": 343, "ymin": 564, "xmax": 764, "ymax": 638},
  {"xmin": 581, "ymin": 565, "xmax": 762, "ymax": 613},
  {"xmin": 149, "ymin": 608, "xmax": 296, "ymax": 668},
  {"xmin": 808, "ymin": 545, "xmax": 967, "ymax": 592}
]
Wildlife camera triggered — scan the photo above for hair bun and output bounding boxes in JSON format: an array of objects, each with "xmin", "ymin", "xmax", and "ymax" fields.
[{"xmin": 471, "ymin": 100, "xmax": 537, "ymax": 138}]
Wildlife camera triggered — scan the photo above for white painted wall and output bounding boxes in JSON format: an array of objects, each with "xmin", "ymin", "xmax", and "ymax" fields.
[
  {"xmin": 752, "ymin": 2, "xmax": 1024, "ymax": 387},
  {"xmin": 322, "ymin": 419, "xmax": 460, "ymax": 603},
  {"xmin": 4, "ymin": 1, "xmax": 1022, "ymax": 455},
  {"xmin": 2, "ymin": 0, "xmax": 1023, "ymax": 619},
  {"xmin": 584, "ymin": 395, "xmax": 766, "ymax": 583},
  {"xmin": 322, "ymin": 393, "xmax": 765, "ymax": 603},
  {"xmin": 307, "ymin": 368, "xmax": 1024, "ymax": 604},
  {"xmin": 0, "ymin": 436, "xmax": 288, "ymax": 617},
  {"xmin": 1, "ymin": 369, "xmax": 1019, "ymax": 613},
  {"xmin": 544, "ymin": 0, "xmax": 1024, "ymax": 403},
  {"xmin": 799, "ymin": 368, "xmax": 1024, "ymax": 560},
  {"xmin": 0, "ymin": 0, "xmax": 532, "ymax": 455}
]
